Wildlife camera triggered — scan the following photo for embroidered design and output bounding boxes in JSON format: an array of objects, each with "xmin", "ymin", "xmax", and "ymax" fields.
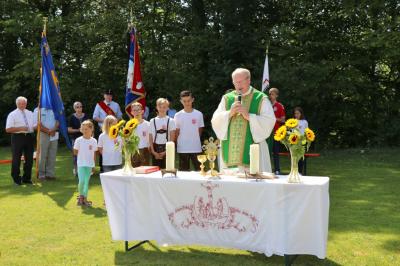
[{"xmin": 168, "ymin": 182, "xmax": 259, "ymax": 233}]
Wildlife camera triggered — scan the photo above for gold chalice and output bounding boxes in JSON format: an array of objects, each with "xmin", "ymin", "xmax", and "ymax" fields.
[
  {"xmin": 197, "ymin": 155, "xmax": 207, "ymax": 176},
  {"xmin": 206, "ymin": 153, "xmax": 220, "ymax": 178}
]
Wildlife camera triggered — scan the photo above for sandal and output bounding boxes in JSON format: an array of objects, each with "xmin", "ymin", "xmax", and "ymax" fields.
[{"xmin": 77, "ymin": 195, "xmax": 84, "ymax": 206}]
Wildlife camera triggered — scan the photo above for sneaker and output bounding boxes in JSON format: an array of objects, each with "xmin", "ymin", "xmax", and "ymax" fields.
[
  {"xmin": 275, "ymin": 171, "xmax": 281, "ymax": 175},
  {"xmin": 37, "ymin": 176, "xmax": 46, "ymax": 182}
]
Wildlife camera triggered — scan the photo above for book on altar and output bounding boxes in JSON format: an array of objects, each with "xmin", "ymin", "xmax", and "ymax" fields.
[{"xmin": 134, "ymin": 166, "xmax": 160, "ymax": 174}]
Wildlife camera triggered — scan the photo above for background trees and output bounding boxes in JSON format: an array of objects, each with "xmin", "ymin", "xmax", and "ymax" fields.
[{"xmin": 1, "ymin": 0, "xmax": 399, "ymax": 147}]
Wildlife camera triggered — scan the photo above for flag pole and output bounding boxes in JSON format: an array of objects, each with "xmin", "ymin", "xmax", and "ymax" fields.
[{"xmin": 35, "ymin": 17, "xmax": 47, "ymax": 179}]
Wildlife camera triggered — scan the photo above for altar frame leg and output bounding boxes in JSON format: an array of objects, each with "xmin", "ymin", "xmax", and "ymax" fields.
[
  {"xmin": 125, "ymin": 240, "xmax": 149, "ymax": 251},
  {"xmin": 284, "ymin": 254, "xmax": 299, "ymax": 266}
]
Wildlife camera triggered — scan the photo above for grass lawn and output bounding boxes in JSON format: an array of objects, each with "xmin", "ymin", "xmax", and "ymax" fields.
[{"xmin": 0, "ymin": 146, "xmax": 399, "ymax": 265}]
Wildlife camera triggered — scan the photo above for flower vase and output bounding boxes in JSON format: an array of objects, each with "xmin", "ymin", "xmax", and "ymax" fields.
[
  {"xmin": 288, "ymin": 149, "xmax": 301, "ymax": 183},
  {"xmin": 122, "ymin": 150, "xmax": 135, "ymax": 176}
]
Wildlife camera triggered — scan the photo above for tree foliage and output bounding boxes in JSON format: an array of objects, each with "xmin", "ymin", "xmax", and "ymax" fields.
[{"xmin": 1, "ymin": 0, "xmax": 399, "ymax": 147}]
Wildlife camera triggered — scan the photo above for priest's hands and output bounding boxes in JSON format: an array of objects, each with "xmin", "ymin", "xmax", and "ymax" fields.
[{"xmin": 229, "ymin": 102, "xmax": 249, "ymax": 121}]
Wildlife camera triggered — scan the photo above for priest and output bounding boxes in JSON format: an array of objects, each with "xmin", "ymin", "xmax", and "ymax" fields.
[{"xmin": 211, "ymin": 68, "xmax": 276, "ymax": 172}]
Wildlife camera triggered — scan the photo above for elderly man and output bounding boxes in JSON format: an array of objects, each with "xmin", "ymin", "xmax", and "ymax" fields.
[
  {"xmin": 93, "ymin": 89, "xmax": 122, "ymax": 172},
  {"xmin": 5, "ymin": 96, "xmax": 35, "ymax": 185},
  {"xmin": 211, "ymin": 68, "xmax": 276, "ymax": 172},
  {"xmin": 34, "ymin": 107, "xmax": 59, "ymax": 181}
]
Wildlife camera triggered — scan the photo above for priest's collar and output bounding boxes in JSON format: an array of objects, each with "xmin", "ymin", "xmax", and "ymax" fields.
[{"xmin": 235, "ymin": 86, "xmax": 253, "ymax": 96}]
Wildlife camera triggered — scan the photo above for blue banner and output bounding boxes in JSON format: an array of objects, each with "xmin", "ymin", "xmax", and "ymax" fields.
[{"xmin": 40, "ymin": 35, "xmax": 72, "ymax": 149}]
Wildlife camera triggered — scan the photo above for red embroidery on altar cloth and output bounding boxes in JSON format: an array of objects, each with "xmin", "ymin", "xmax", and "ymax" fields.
[{"xmin": 168, "ymin": 182, "xmax": 259, "ymax": 233}]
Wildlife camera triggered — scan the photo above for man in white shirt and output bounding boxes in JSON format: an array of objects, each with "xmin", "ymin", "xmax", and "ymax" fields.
[
  {"xmin": 5, "ymin": 96, "xmax": 35, "ymax": 185},
  {"xmin": 34, "ymin": 107, "xmax": 59, "ymax": 181},
  {"xmin": 93, "ymin": 89, "xmax": 122, "ymax": 172},
  {"xmin": 174, "ymin": 91, "xmax": 204, "ymax": 171}
]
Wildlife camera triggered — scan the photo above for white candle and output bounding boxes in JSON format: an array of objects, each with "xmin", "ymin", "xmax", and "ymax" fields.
[
  {"xmin": 166, "ymin": 141, "xmax": 175, "ymax": 171},
  {"xmin": 249, "ymin": 144, "xmax": 259, "ymax": 175}
]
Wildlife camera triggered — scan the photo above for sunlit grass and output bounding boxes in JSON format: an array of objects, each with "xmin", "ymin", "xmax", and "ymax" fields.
[{"xmin": 0, "ymin": 146, "xmax": 399, "ymax": 265}]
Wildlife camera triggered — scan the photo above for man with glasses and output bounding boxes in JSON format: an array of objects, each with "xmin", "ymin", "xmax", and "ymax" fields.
[
  {"xmin": 211, "ymin": 68, "xmax": 276, "ymax": 173},
  {"xmin": 68, "ymin": 101, "xmax": 89, "ymax": 176}
]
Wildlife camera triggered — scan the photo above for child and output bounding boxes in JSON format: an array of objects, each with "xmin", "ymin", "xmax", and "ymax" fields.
[
  {"xmin": 294, "ymin": 107, "xmax": 308, "ymax": 174},
  {"xmin": 269, "ymin": 87, "xmax": 286, "ymax": 175},
  {"xmin": 149, "ymin": 98, "xmax": 176, "ymax": 168},
  {"xmin": 293, "ymin": 107, "xmax": 308, "ymax": 134},
  {"xmin": 174, "ymin": 90, "xmax": 204, "ymax": 171},
  {"xmin": 98, "ymin": 115, "xmax": 122, "ymax": 172},
  {"xmin": 130, "ymin": 102, "xmax": 151, "ymax": 167},
  {"xmin": 73, "ymin": 120, "xmax": 97, "ymax": 207}
]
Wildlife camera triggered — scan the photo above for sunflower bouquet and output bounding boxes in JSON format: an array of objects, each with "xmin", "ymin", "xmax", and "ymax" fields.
[
  {"xmin": 274, "ymin": 118, "xmax": 315, "ymax": 182},
  {"xmin": 109, "ymin": 118, "xmax": 140, "ymax": 175}
]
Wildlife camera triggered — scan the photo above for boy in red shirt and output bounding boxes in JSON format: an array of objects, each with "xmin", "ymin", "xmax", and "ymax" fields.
[{"xmin": 269, "ymin": 88, "xmax": 285, "ymax": 175}]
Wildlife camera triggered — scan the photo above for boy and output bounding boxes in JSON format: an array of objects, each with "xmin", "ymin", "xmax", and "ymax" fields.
[
  {"xmin": 131, "ymin": 102, "xmax": 151, "ymax": 167},
  {"xmin": 174, "ymin": 90, "xmax": 204, "ymax": 171},
  {"xmin": 149, "ymin": 98, "xmax": 176, "ymax": 168},
  {"xmin": 269, "ymin": 87, "xmax": 285, "ymax": 175}
]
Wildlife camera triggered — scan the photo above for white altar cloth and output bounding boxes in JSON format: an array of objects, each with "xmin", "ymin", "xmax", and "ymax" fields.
[{"xmin": 100, "ymin": 170, "xmax": 329, "ymax": 258}]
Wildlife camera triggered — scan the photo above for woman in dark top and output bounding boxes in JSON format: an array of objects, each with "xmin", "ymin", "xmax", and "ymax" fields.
[{"xmin": 68, "ymin": 101, "xmax": 89, "ymax": 176}]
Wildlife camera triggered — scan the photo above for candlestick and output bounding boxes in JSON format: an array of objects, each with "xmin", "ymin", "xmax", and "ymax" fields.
[
  {"xmin": 249, "ymin": 144, "xmax": 259, "ymax": 175},
  {"xmin": 166, "ymin": 141, "xmax": 175, "ymax": 171}
]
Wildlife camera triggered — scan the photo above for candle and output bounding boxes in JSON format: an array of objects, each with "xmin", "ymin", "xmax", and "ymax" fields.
[
  {"xmin": 166, "ymin": 141, "xmax": 175, "ymax": 171},
  {"xmin": 249, "ymin": 144, "xmax": 259, "ymax": 175}
]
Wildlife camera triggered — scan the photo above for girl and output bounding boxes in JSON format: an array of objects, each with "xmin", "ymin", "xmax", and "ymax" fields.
[
  {"xmin": 293, "ymin": 107, "xmax": 308, "ymax": 174},
  {"xmin": 149, "ymin": 98, "xmax": 176, "ymax": 168},
  {"xmin": 73, "ymin": 120, "xmax": 97, "ymax": 206},
  {"xmin": 98, "ymin": 115, "xmax": 122, "ymax": 172},
  {"xmin": 294, "ymin": 106, "xmax": 308, "ymax": 134}
]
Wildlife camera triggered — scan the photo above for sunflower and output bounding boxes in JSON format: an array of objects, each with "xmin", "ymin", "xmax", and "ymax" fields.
[
  {"xmin": 289, "ymin": 133, "xmax": 300, "ymax": 144},
  {"xmin": 305, "ymin": 128, "xmax": 315, "ymax": 142},
  {"xmin": 125, "ymin": 118, "xmax": 139, "ymax": 129},
  {"xmin": 274, "ymin": 125, "xmax": 287, "ymax": 141},
  {"xmin": 122, "ymin": 127, "xmax": 133, "ymax": 137},
  {"xmin": 109, "ymin": 125, "xmax": 119, "ymax": 139},
  {"xmin": 285, "ymin": 118, "xmax": 299, "ymax": 128},
  {"xmin": 117, "ymin": 120, "xmax": 126, "ymax": 128}
]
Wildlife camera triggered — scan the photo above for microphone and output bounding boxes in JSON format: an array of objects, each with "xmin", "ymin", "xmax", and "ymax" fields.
[{"xmin": 236, "ymin": 88, "xmax": 242, "ymax": 116}]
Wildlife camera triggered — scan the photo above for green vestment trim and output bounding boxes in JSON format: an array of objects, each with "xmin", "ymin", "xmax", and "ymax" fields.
[{"xmin": 222, "ymin": 87, "xmax": 266, "ymax": 167}]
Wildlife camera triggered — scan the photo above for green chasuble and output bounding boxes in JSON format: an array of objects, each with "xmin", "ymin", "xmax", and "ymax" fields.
[{"xmin": 222, "ymin": 87, "xmax": 266, "ymax": 167}]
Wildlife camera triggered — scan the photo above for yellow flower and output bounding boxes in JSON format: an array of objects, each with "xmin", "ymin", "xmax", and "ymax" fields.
[
  {"xmin": 125, "ymin": 118, "xmax": 139, "ymax": 129},
  {"xmin": 109, "ymin": 125, "xmax": 118, "ymax": 139},
  {"xmin": 285, "ymin": 118, "xmax": 298, "ymax": 128},
  {"xmin": 122, "ymin": 127, "xmax": 133, "ymax": 137},
  {"xmin": 289, "ymin": 133, "xmax": 300, "ymax": 144},
  {"xmin": 305, "ymin": 128, "xmax": 315, "ymax": 142},
  {"xmin": 274, "ymin": 125, "xmax": 287, "ymax": 141},
  {"xmin": 117, "ymin": 120, "xmax": 126, "ymax": 128}
]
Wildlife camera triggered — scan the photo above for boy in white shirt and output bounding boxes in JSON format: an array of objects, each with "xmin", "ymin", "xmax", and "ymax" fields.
[
  {"xmin": 149, "ymin": 98, "xmax": 176, "ymax": 168},
  {"xmin": 130, "ymin": 102, "xmax": 151, "ymax": 167},
  {"xmin": 174, "ymin": 91, "xmax": 204, "ymax": 171}
]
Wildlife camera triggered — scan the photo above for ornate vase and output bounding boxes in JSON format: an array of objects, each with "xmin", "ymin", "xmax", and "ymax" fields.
[
  {"xmin": 122, "ymin": 149, "xmax": 136, "ymax": 176},
  {"xmin": 288, "ymin": 148, "xmax": 301, "ymax": 183}
]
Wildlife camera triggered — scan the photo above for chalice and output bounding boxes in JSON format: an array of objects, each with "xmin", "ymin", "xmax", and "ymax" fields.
[
  {"xmin": 197, "ymin": 155, "xmax": 207, "ymax": 176},
  {"xmin": 206, "ymin": 152, "xmax": 220, "ymax": 178}
]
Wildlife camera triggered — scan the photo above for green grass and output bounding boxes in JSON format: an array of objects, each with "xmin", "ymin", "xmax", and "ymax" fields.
[{"xmin": 0, "ymin": 146, "xmax": 399, "ymax": 265}]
